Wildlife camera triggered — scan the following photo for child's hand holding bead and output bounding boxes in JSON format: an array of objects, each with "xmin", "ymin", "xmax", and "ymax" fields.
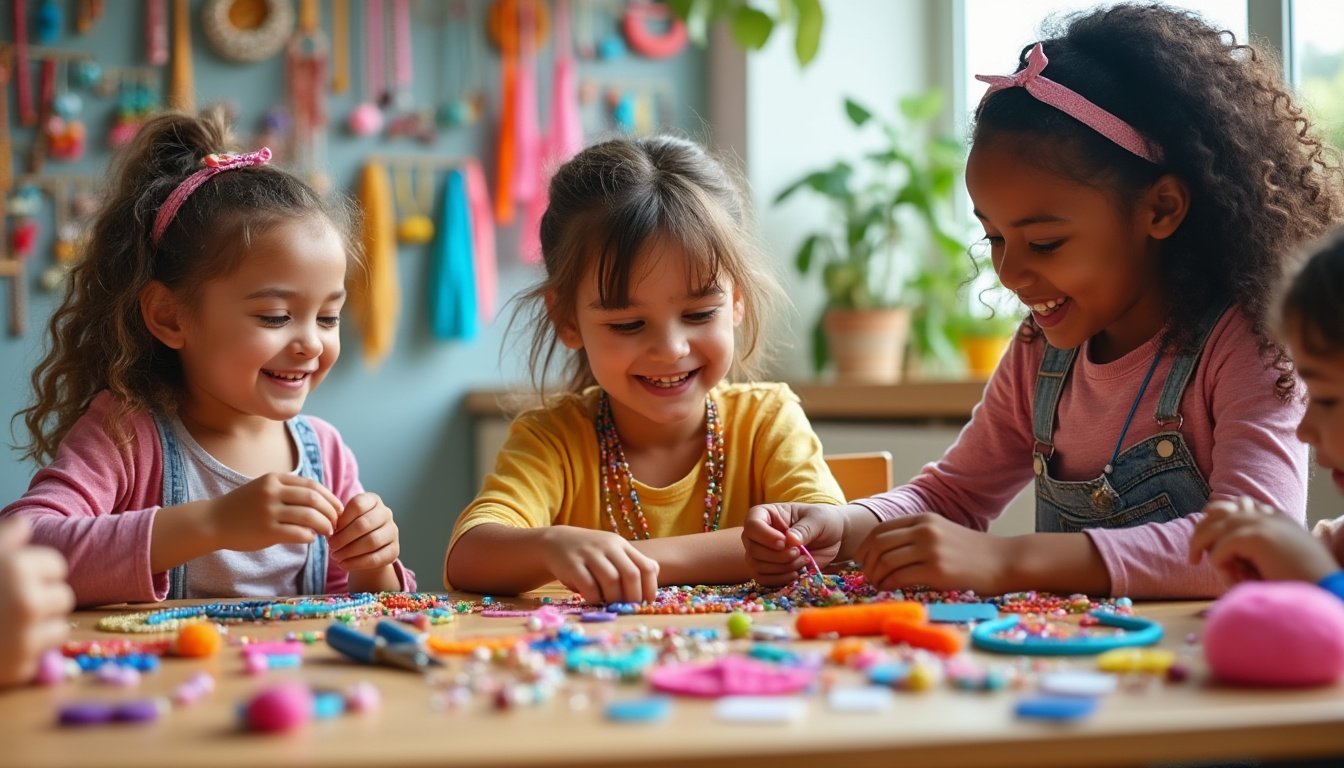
[{"xmin": 0, "ymin": 518, "xmax": 74, "ymax": 688}]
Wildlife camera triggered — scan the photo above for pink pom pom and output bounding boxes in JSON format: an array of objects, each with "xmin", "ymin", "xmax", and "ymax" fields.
[
  {"xmin": 347, "ymin": 103, "xmax": 384, "ymax": 136},
  {"xmin": 1204, "ymin": 581, "xmax": 1344, "ymax": 687},
  {"xmin": 245, "ymin": 682, "xmax": 313, "ymax": 732},
  {"xmin": 345, "ymin": 681, "xmax": 381, "ymax": 713},
  {"xmin": 34, "ymin": 649, "xmax": 66, "ymax": 686}
]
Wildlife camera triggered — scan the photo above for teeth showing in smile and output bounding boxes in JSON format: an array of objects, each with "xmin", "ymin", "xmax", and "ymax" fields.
[
  {"xmin": 1031, "ymin": 297, "xmax": 1068, "ymax": 316},
  {"xmin": 643, "ymin": 373, "xmax": 690, "ymax": 388},
  {"xmin": 266, "ymin": 371, "xmax": 308, "ymax": 381}
]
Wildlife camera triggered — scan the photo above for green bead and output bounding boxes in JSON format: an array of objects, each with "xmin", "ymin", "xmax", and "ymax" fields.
[{"xmin": 726, "ymin": 611, "xmax": 752, "ymax": 639}]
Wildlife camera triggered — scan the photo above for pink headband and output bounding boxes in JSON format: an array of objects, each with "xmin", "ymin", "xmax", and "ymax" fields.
[
  {"xmin": 151, "ymin": 147, "xmax": 273, "ymax": 244},
  {"xmin": 975, "ymin": 43, "xmax": 1163, "ymax": 164}
]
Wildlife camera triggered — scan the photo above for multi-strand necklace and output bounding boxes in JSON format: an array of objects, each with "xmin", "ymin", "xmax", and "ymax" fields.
[{"xmin": 595, "ymin": 391, "xmax": 725, "ymax": 541}]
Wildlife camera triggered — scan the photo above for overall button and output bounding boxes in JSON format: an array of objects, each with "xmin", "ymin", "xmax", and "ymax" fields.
[
  {"xmin": 1156, "ymin": 439, "xmax": 1175, "ymax": 459},
  {"xmin": 1033, "ymin": 456, "xmax": 1044, "ymax": 476}
]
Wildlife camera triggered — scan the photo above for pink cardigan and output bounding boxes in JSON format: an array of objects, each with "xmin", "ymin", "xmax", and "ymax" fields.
[
  {"xmin": 0, "ymin": 392, "xmax": 416, "ymax": 606},
  {"xmin": 856, "ymin": 308, "xmax": 1308, "ymax": 598}
]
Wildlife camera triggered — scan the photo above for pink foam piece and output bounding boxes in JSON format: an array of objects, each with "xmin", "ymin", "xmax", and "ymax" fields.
[
  {"xmin": 245, "ymin": 681, "xmax": 313, "ymax": 732},
  {"xmin": 649, "ymin": 656, "xmax": 814, "ymax": 697},
  {"xmin": 33, "ymin": 649, "xmax": 66, "ymax": 686},
  {"xmin": 1204, "ymin": 581, "xmax": 1344, "ymax": 687}
]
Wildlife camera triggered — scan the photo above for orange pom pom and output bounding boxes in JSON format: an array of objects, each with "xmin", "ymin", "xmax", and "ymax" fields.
[
  {"xmin": 795, "ymin": 602, "xmax": 927, "ymax": 639},
  {"xmin": 882, "ymin": 618, "xmax": 965, "ymax": 655},
  {"xmin": 174, "ymin": 623, "xmax": 223, "ymax": 658}
]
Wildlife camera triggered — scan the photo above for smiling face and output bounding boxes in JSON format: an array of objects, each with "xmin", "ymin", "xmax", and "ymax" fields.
[
  {"xmin": 965, "ymin": 138, "xmax": 1185, "ymax": 362},
  {"xmin": 557, "ymin": 237, "xmax": 743, "ymax": 442},
  {"xmin": 166, "ymin": 216, "xmax": 348, "ymax": 431}
]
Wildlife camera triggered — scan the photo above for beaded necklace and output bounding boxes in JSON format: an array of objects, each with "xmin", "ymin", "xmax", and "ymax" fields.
[
  {"xmin": 96, "ymin": 592, "xmax": 448, "ymax": 634},
  {"xmin": 594, "ymin": 391, "xmax": 725, "ymax": 541}
]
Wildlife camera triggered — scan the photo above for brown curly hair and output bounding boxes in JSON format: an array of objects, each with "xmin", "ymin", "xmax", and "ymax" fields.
[
  {"xmin": 513, "ymin": 135, "xmax": 787, "ymax": 398},
  {"xmin": 16, "ymin": 111, "xmax": 363, "ymax": 464},
  {"xmin": 973, "ymin": 3, "xmax": 1344, "ymax": 400}
]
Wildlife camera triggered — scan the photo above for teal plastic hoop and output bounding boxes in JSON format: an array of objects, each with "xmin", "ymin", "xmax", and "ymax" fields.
[{"xmin": 970, "ymin": 610, "xmax": 1163, "ymax": 656}]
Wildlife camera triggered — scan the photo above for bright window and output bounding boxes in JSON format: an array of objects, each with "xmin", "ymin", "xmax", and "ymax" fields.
[{"xmin": 1292, "ymin": 1, "xmax": 1344, "ymax": 150}]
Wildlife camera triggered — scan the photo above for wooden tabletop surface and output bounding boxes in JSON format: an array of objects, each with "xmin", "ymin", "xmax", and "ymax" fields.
[{"xmin": 2, "ymin": 592, "xmax": 1343, "ymax": 768}]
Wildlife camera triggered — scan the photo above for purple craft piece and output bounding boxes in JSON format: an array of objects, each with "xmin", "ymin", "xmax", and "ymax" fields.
[
  {"xmin": 649, "ymin": 656, "xmax": 815, "ymax": 698},
  {"xmin": 580, "ymin": 611, "xmax": 617, "ymax": 623},
  {"xmin": 113, "ymin": 699, "xmax": 163, "ymax": 723},
  {"xmin": 480, "ymin": 609, "xmax": 534, "ymax": 618},
  {"xmin": 59, "ymin": 702, "xmax": 115, "ymax": 726}
]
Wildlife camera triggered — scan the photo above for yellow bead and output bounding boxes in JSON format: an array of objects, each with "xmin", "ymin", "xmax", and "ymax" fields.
[{"xmin": 1096, "ymin": 647, "xmax": 1175, "ymax": 674}]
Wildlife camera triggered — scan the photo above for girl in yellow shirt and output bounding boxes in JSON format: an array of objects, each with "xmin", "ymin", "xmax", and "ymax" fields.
[{"xmin": 445, "ymin": 136, "xmax": 844, "ymax": 604}]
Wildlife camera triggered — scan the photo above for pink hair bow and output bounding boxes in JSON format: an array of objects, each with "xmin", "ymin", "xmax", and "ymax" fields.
[
  {"xmin": 152, "ymin": 147, "xmax": 274, "ymax": 244},
  {"xmin": 975, "ymin": 43, "xmax": 1162, "ymax": 164}
]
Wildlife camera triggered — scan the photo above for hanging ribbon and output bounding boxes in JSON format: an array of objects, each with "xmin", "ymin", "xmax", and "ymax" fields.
[
  {"xmin": 521, "ymin": 0, "xmax": 583, "ymax": 263},
  {"xmin": 463, "ymin": 160, "xmax": 496, "ymax": 324},
  {"xmin": 512, "ymin": 0, "xmax": 540, "ymax": 204},
  {"xmin": 15, "ymin": 1, "xmax": 33, "ymax": 127},
  {"xmin": 354, "ymin": 162, "xmax": 400, "ymax": 367},
  {"xmin": 169, "ymin": 0, "xmax": 193, "ymax": 111},
  {"xmin": 493, "ymin": 2, "xmax": 518, "ymax": 224},
  {"xmin": 431, "ymin": 168, "xmax": 478, "ymax": 341}
]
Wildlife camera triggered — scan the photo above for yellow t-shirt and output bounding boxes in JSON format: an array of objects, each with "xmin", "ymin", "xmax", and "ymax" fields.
[{"xmin": 446, "ymin": 382, "xmax": 844, "ymax": 570}]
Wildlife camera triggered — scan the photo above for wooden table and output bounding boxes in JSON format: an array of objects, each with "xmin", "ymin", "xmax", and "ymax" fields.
[{"xmin": 2, "ymin": 594, "xmax": 1343, "ymax": 768}]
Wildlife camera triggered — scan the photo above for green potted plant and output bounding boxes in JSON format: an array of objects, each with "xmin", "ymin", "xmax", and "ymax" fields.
[
  {"xmin": 775, "ymin": 90, "xmax": 968, "ymax": 382},
  {"xmin": 951, "ymin": 305, "xmax": 1025, "ymax": 379}
]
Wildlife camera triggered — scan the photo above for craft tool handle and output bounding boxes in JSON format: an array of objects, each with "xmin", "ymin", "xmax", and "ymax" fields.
[{"xmin": 325, "ymin": 623, "xmax": 378, "ymax": 664}]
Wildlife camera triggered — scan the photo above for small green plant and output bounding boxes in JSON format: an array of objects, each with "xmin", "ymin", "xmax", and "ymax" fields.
[
  {"xmin": 774, "ymin": 91, "xmax": 969, "ymax": 373},
  {"xmin": 666, "ymin": 0, "xmax": 825, "ymax": 67}
]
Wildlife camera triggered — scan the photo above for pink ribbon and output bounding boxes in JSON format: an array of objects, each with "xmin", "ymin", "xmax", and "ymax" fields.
[{"xmin": 975, "ymin": 43, "xmax": 1162, "ymax": 164}]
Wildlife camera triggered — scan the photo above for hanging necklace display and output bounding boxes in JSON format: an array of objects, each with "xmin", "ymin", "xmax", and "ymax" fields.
[
  {"xmin": 347, "ymin": 0, "xmax": 385, "ymax": 136},
  {"xmin": 286, "ymin": 0, "xmax": 330, "ymax": 192},
  {"xmin": 330, "ymin": 0, "xmax": 348, "ymax": 93},
  {"xmin": 169, "ymin": 0, "xmax": 194, "ymax": 111},
  {"xmin": 47, "ymin": 59, "xmax": 87, "ymax": 162},
  {"xmin": 75, "ymin": 0, "xmax": 104, "ymax": 35},
  {"xmin": 36, "ymin": 0, "xmax": 63, "ymax": 44},
  {"xmin": 383, "ymin": 0, "xmax": 435, "ymax": 143},
  {"xmin": 437, "ymin": 0, "xmax": 482, "ymax": 128},
  {"xmin": 0, "ymin": 45, "xmax": 13, "ymax": 197},
  {"xmin": 146, "ymin": 0, "xmax": 168, "ymax": 65},
  {"xmin": 594, "ymin": 392, "xmax": 725, "ymax": 541},
  {"xmin": 394, "ymin": 165, "xmax": 435, "ymax": 244},
  {"xmin": 622, "ymin": 1, "xmax": 687, "ymax": 59},
  {"xmin": 7, "ymin": 185, "xmax": 42, "ymax": 337},
  {"xmin": 108, "ymin": 70, "xmax": 160, "ymax": 149},
  {"xmin": 41, "ymin": 180, "xmax": 100, "ymax": 291},
  {"xmin": 202, "ymin": 0, "xmax": 296, "ymax": 63},
  {"xmin": 29, "ymin": 58, "xmax": 57, "ymax": 174},
  {"xmin": 15, "ymin": 1, "xmax": 35, "ymax": 127}
]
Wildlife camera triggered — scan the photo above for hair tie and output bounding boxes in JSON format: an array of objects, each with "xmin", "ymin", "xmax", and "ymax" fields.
[
  {"xmin": 975, "ymin": 43, "xmax": 1163, "ymax": 164},
  {"xmin": 151, "ymin": 146, "xmax": 273, "ymax": 244}
]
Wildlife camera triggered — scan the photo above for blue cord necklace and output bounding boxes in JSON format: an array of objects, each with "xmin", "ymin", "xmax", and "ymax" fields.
[{"xmin": 1104, "ymin": 345, "xmax": 1165, "ymax": 475}]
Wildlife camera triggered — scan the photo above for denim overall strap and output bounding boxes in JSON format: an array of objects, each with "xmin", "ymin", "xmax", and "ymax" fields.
[
  {"xmin": 1031, "ymin": 344, "xmax": 1078, "ymax": 454},
  {"xmin": 290, "ymin": 416, "xmax": 329, "ymax": 595},
  {"xmin": 152, "ymin": 413, "xmax": 191, "ymax": 600},
  {"xmin": 1151, "ymin": 302, "xmax": 1230, "ymax": 425}
]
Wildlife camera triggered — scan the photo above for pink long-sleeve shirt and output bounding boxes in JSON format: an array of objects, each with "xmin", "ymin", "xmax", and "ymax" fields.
[
  {"xmin": 0, "ymin": 392, "xmax": 416, "ymax": 606},
  {"xmin": 855, "ymin": 308, "xmax": 1308, "ymax": 598}
]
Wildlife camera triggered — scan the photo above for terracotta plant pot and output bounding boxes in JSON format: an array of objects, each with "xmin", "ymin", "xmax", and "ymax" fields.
[{"xmin": 823, "ymin": 308, "xmax": 911, "ymax": 384}]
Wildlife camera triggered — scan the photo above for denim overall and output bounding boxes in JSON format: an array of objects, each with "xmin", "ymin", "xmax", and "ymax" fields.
[
  {"xmin": 1033, "ymin": 306, "xmax": 1225, "ymax": 533},
  {"xmin": 155, "ymin": 414, "xmax": 329, "ymax": 599}
]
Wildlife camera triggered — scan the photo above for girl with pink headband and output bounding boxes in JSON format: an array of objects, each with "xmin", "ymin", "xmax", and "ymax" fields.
[
  {"xmin": 745, "ymin": 4, "xmax": 1344, "ymax": 599},
  {"xmin": 2, "ymin": 112, "xmax": 415, "ymax": 605}
]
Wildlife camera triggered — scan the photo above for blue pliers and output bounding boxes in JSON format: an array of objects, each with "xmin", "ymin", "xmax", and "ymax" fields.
[{"xmin": 326, "ymin": 620, "xmax": 442, "ymax": 672}]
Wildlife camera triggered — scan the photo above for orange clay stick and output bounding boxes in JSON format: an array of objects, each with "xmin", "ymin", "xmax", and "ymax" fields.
[
  {"xmin": 883, "ymin": 617, "xmax": 965, "ymax": 655},
  {"xmin": 795, "ymin": 602, "xmax": 927, "ymax": 639},
  {"xmin": 427, "ymin": 635, "xmax": 526, "ymax": 655}
]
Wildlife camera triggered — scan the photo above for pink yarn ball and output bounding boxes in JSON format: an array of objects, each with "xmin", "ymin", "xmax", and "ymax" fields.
[
  {"xmin": 245, "ymin": 681, "xmax": 313, "ymax": 732},
  {"xmin": 1204, "ymin": 581, "xmax": 1344, "ymax": 687},
  {"xmin": 347, "ymin": 103, "xmax": 384, "ymax": 136}
]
